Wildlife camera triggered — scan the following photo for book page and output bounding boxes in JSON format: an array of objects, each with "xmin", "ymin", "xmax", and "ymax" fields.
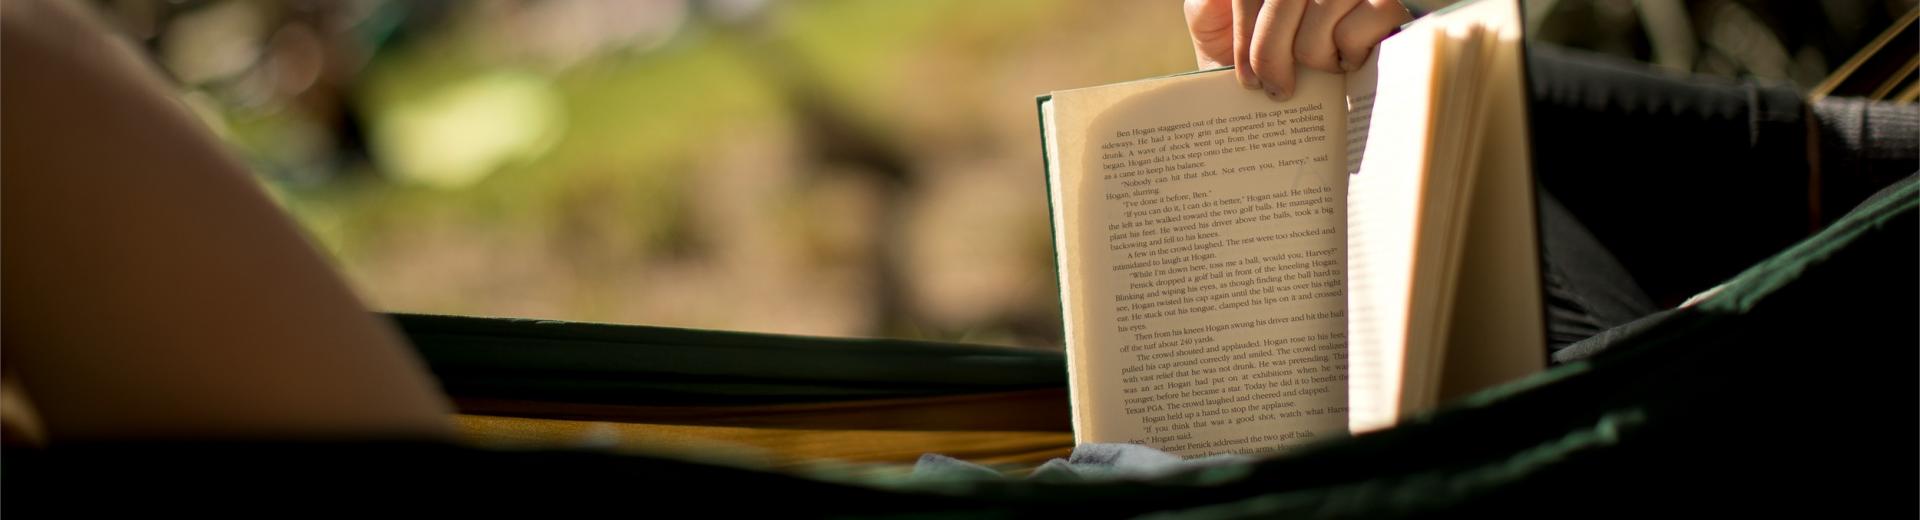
[
  {"xmin": 1048, "ymin": 69, "xmax": 1350, "ymax": 458},
  {"xmin": 1344, "ymin": 22, "xmax": 1440, "ymax": 433},
  {"xmin": 1431, "ymin": 0, "xmax": 1544, "ymax": 404},
  {"xmin": 1344, "ymin": 50, "xmax": 1380, "ymax": 176},
  {"xmin": 1345, "ymin": 0, "xmax": 1541, "ymax": 433}
]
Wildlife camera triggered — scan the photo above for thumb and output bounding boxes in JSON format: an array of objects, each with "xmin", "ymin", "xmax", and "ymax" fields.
[{"xmin": 1184, "ymin": 0, "xmax": 1236, "ymax": 68}]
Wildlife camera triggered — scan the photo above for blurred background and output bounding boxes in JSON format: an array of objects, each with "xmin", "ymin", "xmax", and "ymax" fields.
[{"xmin": 91, "ymin": 0, "xmax": 1914, "ymax": 348}]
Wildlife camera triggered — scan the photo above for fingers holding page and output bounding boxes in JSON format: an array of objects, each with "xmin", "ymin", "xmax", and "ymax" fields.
[
  {"xmin": 1333, "ymin": 0, "xmax": 1412, "ymax": 71},
  {"xmin": 1294, "ymin": 0, "xmax": 1364, "ymax": 73},
  {"xmin": 1185, "ymin": 0, "xmax": 1236, "ymax": 68},
  {"xmin": 1249, "ymin": 0, "xmax": 1308, "ymax": 99},
  {"xmin": 1184, "ymin": 0, "xmax": 1409, "ymax": 99},
  {"xmin": 1231, "ymin": 0, "xmax": 1267, "ymax": 90}
]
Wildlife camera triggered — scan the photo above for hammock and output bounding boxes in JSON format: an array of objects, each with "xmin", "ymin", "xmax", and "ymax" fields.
[{"xmin": 9, "ymin": 177, "xmax": 1912, "ymax": 517}]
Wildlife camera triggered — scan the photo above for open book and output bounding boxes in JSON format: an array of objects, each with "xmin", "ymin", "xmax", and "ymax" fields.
[{"xmin": 1037, "ymin": 0, "xmax": 1543, "ymax": 458}]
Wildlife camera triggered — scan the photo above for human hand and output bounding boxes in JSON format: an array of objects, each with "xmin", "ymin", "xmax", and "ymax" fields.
[{"xmin": 1184, "ymin": 0, "xmax": 1412, "ymax": 100}]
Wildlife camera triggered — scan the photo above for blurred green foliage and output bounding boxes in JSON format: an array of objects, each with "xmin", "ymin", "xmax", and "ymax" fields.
[{"xmin": 108, "ymin": 0, "xmax": 1909, "ymax": 346}]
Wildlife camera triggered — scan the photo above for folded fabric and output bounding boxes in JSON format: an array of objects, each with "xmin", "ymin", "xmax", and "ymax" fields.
[{"xmin": 914, "ymin": 443, "xmax": 1253, "ymax": 483}]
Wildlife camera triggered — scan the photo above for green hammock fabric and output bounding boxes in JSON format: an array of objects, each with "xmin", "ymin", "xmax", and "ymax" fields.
[
  {"xmin": 396, "ymin": 312, "xmax": 1068, "ymax": 405},
  {"xmin": 8, "ymin": 178, "xmax": 1913, "ymax": 516}
]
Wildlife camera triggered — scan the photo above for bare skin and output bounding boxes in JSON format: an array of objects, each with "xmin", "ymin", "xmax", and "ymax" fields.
[
  {"xmin": 1185, "ymin": 0, "xmax": 1412, "ymax": 100},
  {"xmin": 2, "ymin": 0, "xmax": 451, "ymax": 442}
]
